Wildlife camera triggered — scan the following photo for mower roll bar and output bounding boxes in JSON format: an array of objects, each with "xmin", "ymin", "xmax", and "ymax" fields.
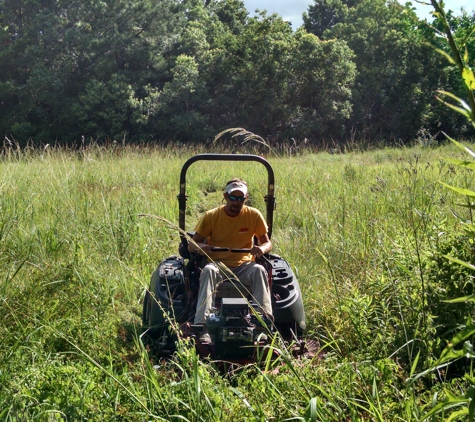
[{"xmin": 178, "ymin": 154, "xmax": 276, "ymax": 241}]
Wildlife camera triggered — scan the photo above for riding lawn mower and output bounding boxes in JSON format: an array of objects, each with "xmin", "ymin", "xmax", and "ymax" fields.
[{"xmin": 142, "ymin": 154, "xmax": 306, "ymax": 362}]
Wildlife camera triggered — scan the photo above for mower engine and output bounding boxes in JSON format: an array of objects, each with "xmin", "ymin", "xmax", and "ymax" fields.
[{"xmin": 205, "ymin": 298, "xmax": 267, "ymax": 360}]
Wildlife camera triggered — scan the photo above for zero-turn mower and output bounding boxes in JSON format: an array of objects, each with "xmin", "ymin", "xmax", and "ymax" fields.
[{"xmin": 142, "ymin": 154, "xmax": 307, "ymax": 362}]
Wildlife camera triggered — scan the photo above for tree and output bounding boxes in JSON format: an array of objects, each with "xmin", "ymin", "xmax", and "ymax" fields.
[
  {"xmin": 303, "ymin": 0, "xmax": 362, "ymax": 38},
  {"xmin": 226, "ymin": 12, "xmax": 296, "ymax": 137},
  {"xmin": 155, "ymin": 54, "xmax": 210, "ymax": 142},
  {"xmin": 192, "ymin": 9, "xmax": 355, "ymax": 142},
  {"xmin": 288, "ymin": 31, "xmax": 356, "ymax": 141},
  {"xmin": 324, "ymin": 0, "xmax": 442, "ymax": 143},
  {"xmin": 0, "ymin": 0, "xmax": 185, "ymax": 145}
]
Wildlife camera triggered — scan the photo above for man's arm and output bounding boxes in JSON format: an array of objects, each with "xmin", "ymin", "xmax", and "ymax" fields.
[
  {"xmin": 250, "ymin": 233, "xmax": 272, "ymax": 258},
  {"xmin": 188, "ymin": 232, "xmax": 211, "ymax": 256}
]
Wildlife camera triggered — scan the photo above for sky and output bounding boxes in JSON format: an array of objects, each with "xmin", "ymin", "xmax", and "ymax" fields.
[{"xmin": 242, "ymin": 0, "xmax": 475, "ymax": 28}]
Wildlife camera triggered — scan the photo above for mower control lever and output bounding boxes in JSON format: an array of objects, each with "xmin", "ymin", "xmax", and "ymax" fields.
[
  {"xmin": 209, "ymin": 247, "xmax": 252, "ymax": 253},
  {"xmin": 210, "ymin": 247, "xmax": 229, "ymax": 252}
]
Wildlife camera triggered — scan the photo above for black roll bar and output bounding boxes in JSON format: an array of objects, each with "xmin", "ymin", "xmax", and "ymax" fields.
[{"xmin": 178, "ymin": 154, "xmax": 276, "ymax": 239}]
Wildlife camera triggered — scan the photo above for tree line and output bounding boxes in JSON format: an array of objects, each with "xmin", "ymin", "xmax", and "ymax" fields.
[{"xmin": 0, "ymin": 0, "xmax": 474, "ymax": 147}]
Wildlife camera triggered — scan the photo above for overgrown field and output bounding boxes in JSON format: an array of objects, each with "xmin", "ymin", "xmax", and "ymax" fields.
[{"xmin": 1, "ymin": 143, "xmax": 475, "ymax": 421}]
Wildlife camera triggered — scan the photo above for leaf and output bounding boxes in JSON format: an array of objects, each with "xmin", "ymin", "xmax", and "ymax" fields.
[
  {"xmin": 422, "ymin": 390, "xmax": 468, "ymax": 420},
  {"xmin": 467, "ymin": 385, "xmax": 475, "ymax": 421},
  {"xmin": 462, "ymin": 67, "xmax": 475, "ymax": 91},
  {"xmin": 439, "ymin": 182, "xmax": 475, "ymax": 198},
  {"xmin": 446, "ymin": 408, "xmax": 469, "ymax": 422},
  {"xmin": 462, "ymin": 220, "xmax": 475, "ymax": 229},
  {"xmin": 306, "ymin": 397, "xmax": 317, "ymax": 422},
  {"xmin": 446, "ymin": 388, "xmax": 466, "ymax": 403},
  {"xmin": 437, "ymin": 95, "xmax": 473, "ymax": 120},
  {"xmin": 437, "ymin": 328, "xmax": 475, "ymax": 365},
  {"xmin": 229, "ymin": 387, "xmax": 258, "ymax": 415},
  {"xmin": 442, "ymin": 254, "xmax": 475, "ymax": 271},
  {"xmin": 446, "ymin": 136, "xmax": 475, "ymax": 159},
  {"xmin": 444, "ymin": 294, "xmax": 475, "ymax": 303},
  {"xmin": 438, "ymin": 91, "xmax": 471, "ymax": 111},
  {"xmin": 464, "ymin": 341, "xmax": 475, "ymax": 358},
  {"xmin": 437, "ymin": 346, "xmax": 465, "ymax": 365},
  {"xmin": 434, "ymin": 47, "xmax": 456, "ymax": 65},
  {"xmin": 409, "ymin": 350, "xmax": 420, "ymax": 378},
  {"xmin": 444, "ymin": 156, "xmax": 475, "ymax": 171}
]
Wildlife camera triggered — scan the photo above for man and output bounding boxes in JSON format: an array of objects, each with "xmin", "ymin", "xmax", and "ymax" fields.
[{"xmin": 188, "ymin": 178, "xmax": 273, "ymax": 343}]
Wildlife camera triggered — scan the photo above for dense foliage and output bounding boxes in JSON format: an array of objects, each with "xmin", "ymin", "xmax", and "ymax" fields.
[{"xmin": 0, "ymin": 0, "xmax": 474, "ymax": 146}]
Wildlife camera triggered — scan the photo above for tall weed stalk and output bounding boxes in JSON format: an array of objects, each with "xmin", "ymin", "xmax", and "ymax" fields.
[{"xmin": 415, "ymin": 1, "xmax": 475, "ymax": 420}]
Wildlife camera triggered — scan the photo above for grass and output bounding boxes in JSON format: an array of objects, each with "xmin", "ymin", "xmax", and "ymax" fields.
[{"xmin": 0, "ymin": 141, "xmax": 474, "ymax": 420}]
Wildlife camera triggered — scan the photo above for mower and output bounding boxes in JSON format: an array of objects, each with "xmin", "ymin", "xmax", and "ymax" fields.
[{"xmin": 142, "ymin": 154, "xmax": 306, "ymax": 361}]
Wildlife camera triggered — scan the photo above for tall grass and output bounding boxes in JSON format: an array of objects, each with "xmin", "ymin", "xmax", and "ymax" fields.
[{"xmin": 0, "ymin": 141, "xmax": 473, "ymax": 420}]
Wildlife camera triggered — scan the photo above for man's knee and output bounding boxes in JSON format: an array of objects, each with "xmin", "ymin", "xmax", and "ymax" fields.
[
  {"xmin": 245, "ymin": 264, "xmax": 268, "ymax": 290},
  {"xmin": 200, "ymin": 263, "xmax": 221, "ymax": 287},
  {"xmin": 201, "ymin": 263, "xmax": 218, "ymax": 277},
  {"xmin": 251, "ymin": 263, "xmax": 267, "ymax": 278}
]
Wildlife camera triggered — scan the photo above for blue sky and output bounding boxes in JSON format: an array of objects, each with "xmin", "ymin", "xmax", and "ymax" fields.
[{"xmin": 242, "ymin": 0, "xmax": 474, "ymax": 28}]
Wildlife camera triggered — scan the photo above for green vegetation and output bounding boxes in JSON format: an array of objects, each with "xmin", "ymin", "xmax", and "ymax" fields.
[
  {"xmin": 1, "ymin": 1, "xmax": 475, "ymax": 420},
  {"xmin": 0, "ymin": 141, "xmax": 475, "ymax": 420}
]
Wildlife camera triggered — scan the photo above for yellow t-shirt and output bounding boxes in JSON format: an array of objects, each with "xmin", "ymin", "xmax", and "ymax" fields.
[{"xmin": 194, "ymin": 205, "xmax": 268, "ymax": 267}]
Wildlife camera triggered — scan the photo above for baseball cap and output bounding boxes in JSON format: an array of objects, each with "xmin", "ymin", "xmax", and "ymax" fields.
[{"xmin": 225, "ymin": 181, "xmax": 248, "ymax": 196}]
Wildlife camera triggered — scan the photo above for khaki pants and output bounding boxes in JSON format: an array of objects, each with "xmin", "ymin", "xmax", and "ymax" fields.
[{"xmin": 194, "ymin": 261, "xmax": 273, "ymax": 324}]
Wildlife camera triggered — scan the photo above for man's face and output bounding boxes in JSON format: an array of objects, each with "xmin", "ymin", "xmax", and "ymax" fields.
[{"xmin": 224, "ymin": 191, "xmax": 247, "ymax": 216}]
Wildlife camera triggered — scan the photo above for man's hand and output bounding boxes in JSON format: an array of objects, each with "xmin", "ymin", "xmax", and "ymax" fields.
[
  {"xmin": 196, "ymin": 243, "xmax": 211, "ymax": 256},
  {"xmin": 250, "ymin": 245, "xmax": 265, "ymax": 257},
  {"xmin": 189, "ymin": 241, "xmax": 211, "ymax": 256},
  {"xmin": 188, "ymin": 233, "xmax": 210, "ymax": 256},
  {"xmin": 253, "ymin": 234, "xmax": 272, "ymax": 258}
]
